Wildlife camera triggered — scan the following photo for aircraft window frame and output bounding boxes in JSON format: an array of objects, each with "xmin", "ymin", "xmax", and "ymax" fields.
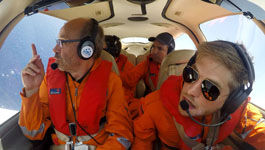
[
  {"xmin": 199, "ymin": 14, "xmax": 265, "ymax": 109},
  {"xmin": 174, "ymin": 33, "xmax": 196, "ymax": 51},
  {"xmin": 0, "ymin": 13, "xmax": 66, "ymax": 125}
]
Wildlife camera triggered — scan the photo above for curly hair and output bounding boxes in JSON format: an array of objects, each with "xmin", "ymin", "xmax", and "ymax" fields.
[{"xmin": 104, "ymin": 35, "xmax": 121, "ymax": 58}]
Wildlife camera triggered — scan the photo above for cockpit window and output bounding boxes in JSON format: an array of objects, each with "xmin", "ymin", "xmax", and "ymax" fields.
[
  {"xmin": 0, "ymin": 13, "xmax": 65, "ymax": 124},
  {"xmin": 200, "ymin": 14, "xmax": 265, "ymax": 109},
  {"xmin": 174, "ymin": 33, "xmax": 196, "ymax": 51}
]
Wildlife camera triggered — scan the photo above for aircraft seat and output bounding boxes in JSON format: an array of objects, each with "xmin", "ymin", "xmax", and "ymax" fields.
[
  {"xmin": 157, "ymin": 49, "xmax": 195, "ymax": 89},
  {"xmin": 136, "ymin": 50, "xmax": 150, "ymax": 65},
  {"xmin": 121, "ymin": 49, "xmax": 136, "ymax": 65},
  {"xmin": 135, "ymin": 50, "xmax": 150, "ymax": 98},
  {"xmin": 100, "ymin": 50, "xmax": 120, "ymax": 76}
]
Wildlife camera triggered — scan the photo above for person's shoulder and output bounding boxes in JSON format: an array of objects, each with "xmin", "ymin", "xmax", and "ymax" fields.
[
  {"xmin": 109, "ymin": 71, "xmax": 121, "ymax": 83},
  {"xmin": 106, "ymin": 72, "xmax": 123, "ymax": 98},
  {"xmin": 137, "ymin": 58, "xmax": 148, "ymax": 67},
  {"xmin": 119, "ymin": 54, "xmax": 127, "ymax": 59},
  {"xmin": 141, "ymin": 90, "xmax": 163, "ymax": 110}
]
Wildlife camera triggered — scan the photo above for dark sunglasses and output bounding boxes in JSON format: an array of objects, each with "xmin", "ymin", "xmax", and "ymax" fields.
[{"xmin": 183, "ymin": 66, "xmax": 220, "ymax": 101}]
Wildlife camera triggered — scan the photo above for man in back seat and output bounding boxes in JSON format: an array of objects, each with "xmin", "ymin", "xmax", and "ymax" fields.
[
  {"xmin": 121, "ymin": 32, "xmax": 175, "ymax": 118},
  {"xmin": 104, "ymin": 35, "xmax": 136, "ymax": 106},
  {"xmin": 122, "ymin": 32, "xmax": 175, "ymax": 95}
]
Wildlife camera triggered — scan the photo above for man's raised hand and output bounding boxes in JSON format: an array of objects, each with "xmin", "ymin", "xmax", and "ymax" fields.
[{"xmin": 21, "ymin": 44, "xmax": 44, "ymax": 97}]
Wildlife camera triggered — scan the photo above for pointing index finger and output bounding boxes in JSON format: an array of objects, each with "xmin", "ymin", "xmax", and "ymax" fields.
[{"xmin": 31, "ymin": 43, "xmax": 37, "ymax": 56}]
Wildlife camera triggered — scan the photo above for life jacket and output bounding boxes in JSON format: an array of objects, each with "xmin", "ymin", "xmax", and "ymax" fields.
[
  {"xmin": 144, "ymin": 55, "xmax": 160, "ymax": 92},
  {"xmin": 116, "ymin": 54, "xmax": 128, "ymax": 73},
  {"xmin": 160, "ymin": 75, "xmax": 247, "ymax": 149},
  {"xmin": 46, "ymin": 57, "xmax": 112, "ymax": 136}
]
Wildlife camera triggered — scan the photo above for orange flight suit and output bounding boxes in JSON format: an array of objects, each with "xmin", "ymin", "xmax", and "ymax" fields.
[
  {"xmin": 116, "ymin": 54, "xmax": 136, "ymax": 104},
  {"xmin": 19, "ymin": 58, "xmax": 133, "ymax": 150},
  {"xmin": 121, "ymin": 54, "xmax": 160, "ymax": 94},
  {"xmin": 132, "ymin": 76, "xmax": 265, "ymax": 150},
  {"xmin": 121, "ymin": 55, "xmax": 160, "ymax": 118}
]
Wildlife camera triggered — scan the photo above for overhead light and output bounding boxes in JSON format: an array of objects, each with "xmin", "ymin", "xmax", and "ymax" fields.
[{"xmin": 128, "ymin": 17, "xmax": 148, "ymax": 21}]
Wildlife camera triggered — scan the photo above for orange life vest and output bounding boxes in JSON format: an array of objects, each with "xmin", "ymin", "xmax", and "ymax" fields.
[
  {"xmin": 160, "ymin": 75, "xmax": 246, "ymax": 149},
  {"xmin": 46, "ymin": 57, "xmax": 112, "ymax": 136}
]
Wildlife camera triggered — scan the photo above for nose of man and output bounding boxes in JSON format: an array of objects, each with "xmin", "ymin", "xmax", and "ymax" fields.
[
  {"xmin": 151, "ymin": 47, "xmax": 158, "ymax": 54},
  {"xmin": 185, "ymin": 81, "xmax": 201, "ymax": 99},
  {"xmin": 53, "ymin": 44, "xmax": 61, "ymax": 53}
]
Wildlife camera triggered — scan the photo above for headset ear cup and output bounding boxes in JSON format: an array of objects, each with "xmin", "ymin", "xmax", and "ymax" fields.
[
  {"xmin": 221, "ymin": 86, "xmax": 248, "ymax": 117},
  {"xmin": 77, "ymin": 18, "xmax": 98, "ymax": 60},
  {"xmin": 78, "ymin": 40, "xmax": 94, "ymax": 60}
]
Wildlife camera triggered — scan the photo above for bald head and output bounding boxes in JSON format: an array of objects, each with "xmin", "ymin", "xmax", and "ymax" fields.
[
  {"xmin": 59, "ymin": 17, "xmax": 105, "ymax": 59},
  {"xmin": 60, "ymin": 18, "xmax": 91, "ymax": 39}
]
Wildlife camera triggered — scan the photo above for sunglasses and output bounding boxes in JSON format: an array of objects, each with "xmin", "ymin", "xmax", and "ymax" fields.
[
  {"xmin": 56, "ymin": 39, "xmax": 81, "ymax": 48},
  {"xmin": 183, "ymin": 66, "xmax": 220, "ymax": 101}
]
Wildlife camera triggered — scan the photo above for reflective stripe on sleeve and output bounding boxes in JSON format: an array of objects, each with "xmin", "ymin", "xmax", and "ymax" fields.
[
  {"xmin": 20, "ymin": 123, "xmax": 45, "ymax": 138},
  {"xmin": 117, "ymin": 136, "xmax": 131, "ymax": 149}
]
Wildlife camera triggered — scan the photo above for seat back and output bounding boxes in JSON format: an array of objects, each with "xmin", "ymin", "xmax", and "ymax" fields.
[
  {"xmin": 157, "ymin": 49, "xmax": 195, "ymax": 89},
  {"xmin": 100, "ymin": 50, "xmax": 120, "ymax": 75},
  {"xmin": 136, "ymin": 50, "xmax": 150, "ymax": 64},
  {"xmin": 120, "ymin": 50, "xmax": 136, "ymax": 65},
  {"xmin": 134, "ymin": 50, "xmax": 150, "ymax": 98}
]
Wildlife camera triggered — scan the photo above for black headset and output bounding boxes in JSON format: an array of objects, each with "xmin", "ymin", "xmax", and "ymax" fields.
[
  {"xmin": 77, "ymin": 18, "xmax": 98, "ymax": 60},
  {"xmin": 167, "ymin": 37, "xmax": 175, "ymax": 54},
  {"xmin": 104, "ymin": 35, "xmax": 121, "ymax": 58},
  {"xmin": 185, "ymin": 41, "xmax": 255, "ymax": 118}
]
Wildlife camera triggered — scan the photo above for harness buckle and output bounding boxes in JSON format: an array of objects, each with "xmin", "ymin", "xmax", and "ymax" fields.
[
  {"xmin": 69, "ymin": 122, "xmax": 77, "ymax": 137},
  {"xmin": 204, "ymin": 146, "xmax": 213, "ymax": 150}
]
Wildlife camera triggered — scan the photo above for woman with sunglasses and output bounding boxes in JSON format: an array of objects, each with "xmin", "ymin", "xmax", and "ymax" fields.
[{"xmin": 132, "ymin": 40, "xmax": 265, "ymax": 150}]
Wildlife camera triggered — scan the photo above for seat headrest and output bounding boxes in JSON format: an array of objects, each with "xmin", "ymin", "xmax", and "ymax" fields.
[
  {"xmin": 157, "ymin": 49, "xmax": 195, "ymax": 89},
  {"xmin": 136, "ymin": 50, "xmax": 150, "ymax": 64},
  {"xmin": 121, "ymin": 50, "xmax": 136, "ymax": 65},
  {"xmin": 100, "ymin": 50, "xmax": 120, "ymax": 75}
]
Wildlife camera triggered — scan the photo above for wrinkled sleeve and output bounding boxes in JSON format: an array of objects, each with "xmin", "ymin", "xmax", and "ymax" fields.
[
  {"xmin": 121, "ymin": 59, "xmax": 148, "ymax": 89},
  {"xmin": 235, "ymin": 103, "xmax": 265, "ymax": 149},
  {"xmin": 120, "ymin": 60, "xmax": 136, "ymax": 90},
  {"xmin": 18, "ymin": 76, "xmax": 51, "ymax": 140},
  {"xmin": 131, "ymin": 99, "xmax": 157, "ymax": 150},
  {"xmin": 97, "ymin": 72, "xmax": 133, "ymax": 150},
  {"xmin": 120, "ymin": 60, "xmax": 135, "ymax": 78}
]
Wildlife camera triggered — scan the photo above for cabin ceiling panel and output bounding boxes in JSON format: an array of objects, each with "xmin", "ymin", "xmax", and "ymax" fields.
[
  {"xmin": 164, "ymin": 0, "xmax": 235, "ymax": 29},
  {"xmin": 103, "ymin": 22, "xmax": 181, "ymax": 39},
  {"xmin": 102, "ymin": 0, "xmax": 178, "ymax": 38},
  {"xmin": 0, "ymin": 0, "xmax": 35, "ymax": 33},
  {"xmin": 40, "ymin": 1, "xmax": 112, "ymax": 22}
]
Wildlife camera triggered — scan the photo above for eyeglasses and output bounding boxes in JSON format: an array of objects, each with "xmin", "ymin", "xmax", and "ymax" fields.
[
  {"xmin": 183, "ymin": 66, "xmax": 220, "ymax": 101},
  {"xmin": 56, "ymin": 39, "xmax": 81, "ymax": 47}
]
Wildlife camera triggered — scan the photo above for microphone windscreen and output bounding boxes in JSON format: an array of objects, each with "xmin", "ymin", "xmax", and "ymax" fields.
[
  {"xmin": 180, "ymin": 100, "xmax": 189, "ymax": 111},
  {"xmin": 51, "ymin": 63, "xmax": 58, "ymax": 70},
  {"xmin": 149, "ymin": 57, "xmax": 153, "ymax": 61}
]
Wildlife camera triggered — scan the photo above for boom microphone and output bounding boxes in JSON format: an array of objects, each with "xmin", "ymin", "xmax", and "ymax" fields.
[
  {"xmin": 51, "ymin": 63, "xmax": 58, "ymax": 70},
  {"xmin": 180, "ymin": 100, "xmax": 231, "ymax": 127}
]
